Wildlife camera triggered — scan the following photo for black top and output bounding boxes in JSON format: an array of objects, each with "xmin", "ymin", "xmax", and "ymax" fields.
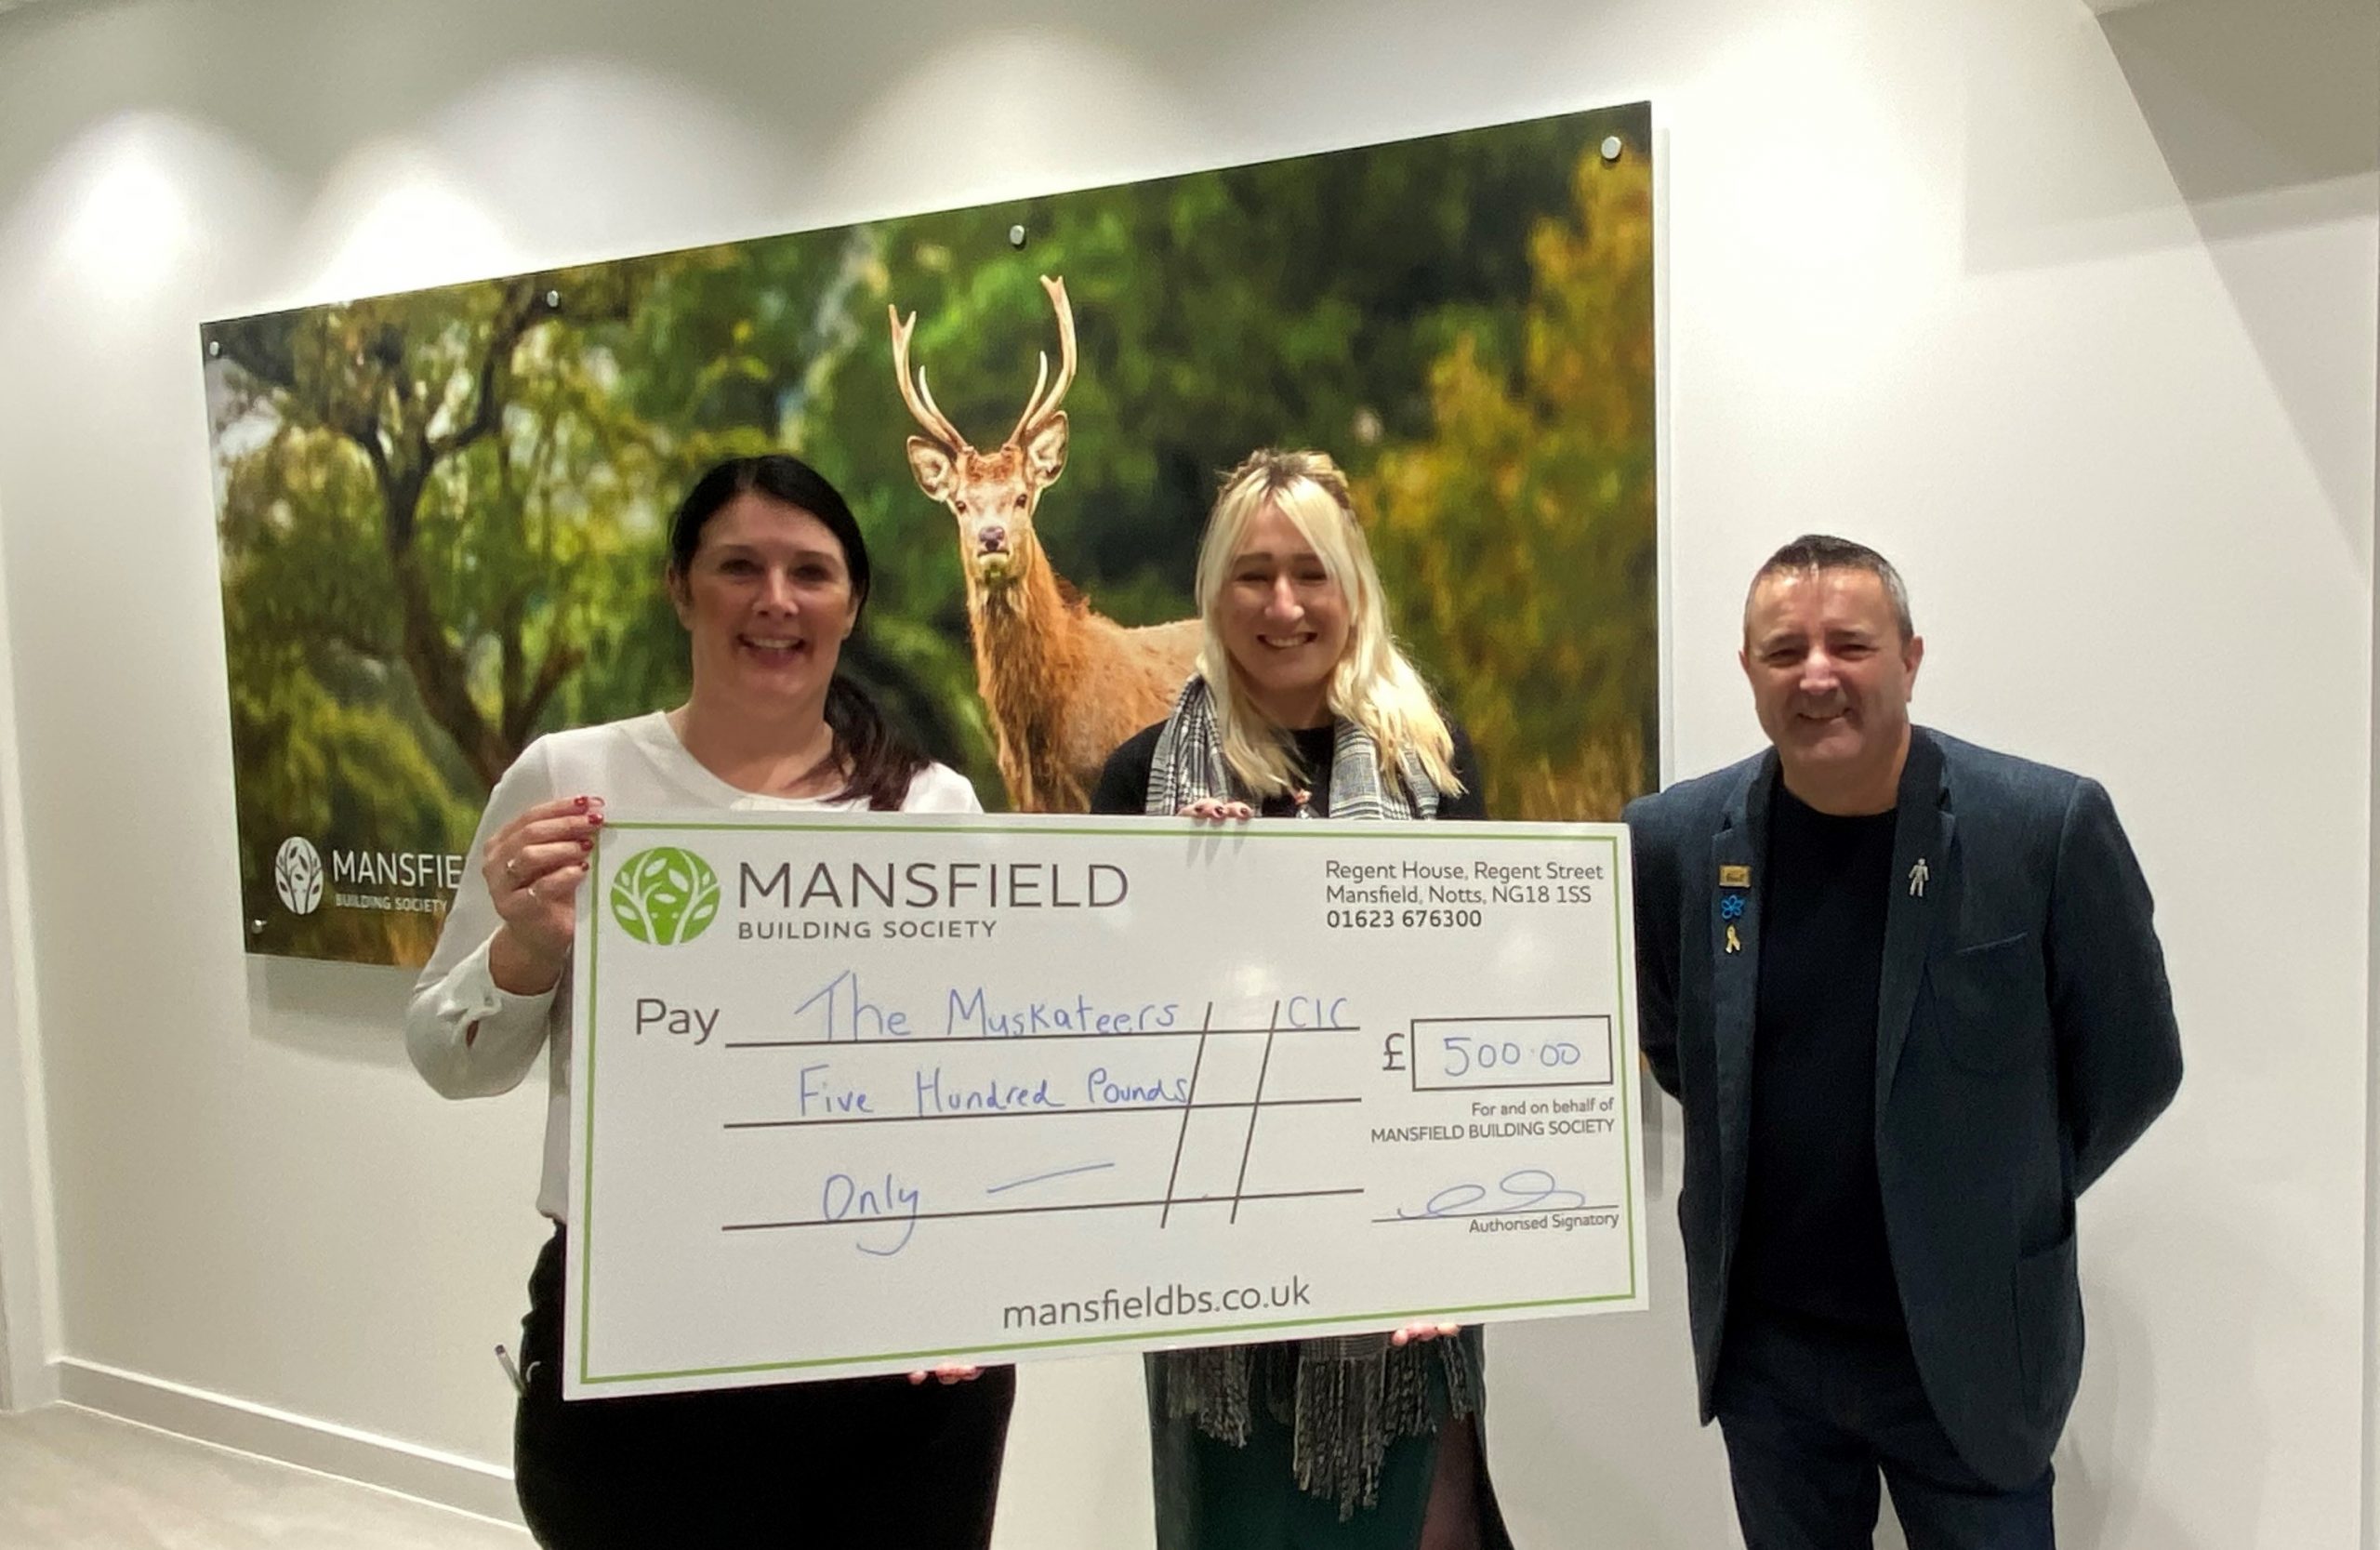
[
  {"xmin": 1091, "ymin": 719, "xmax": 1487, "ymax": 819},
  {"xmin": 1732, "ymin": 777, "xmax": 1905, "ymax": 1332}
]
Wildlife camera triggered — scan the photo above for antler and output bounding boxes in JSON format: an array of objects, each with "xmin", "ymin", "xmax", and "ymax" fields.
[
  {"xmin": 1008, "ymin": 274, "xmax": 1077, "ymax": 445},
  {"xmin": 889, "ymin": 304, "xmax": 967, "ymax": 451}
]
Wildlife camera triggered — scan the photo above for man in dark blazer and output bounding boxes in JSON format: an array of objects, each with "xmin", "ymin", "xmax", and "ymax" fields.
[{"xmin": 1625, "ymin": 535, "xmax": 2181, "ymax": 1548}]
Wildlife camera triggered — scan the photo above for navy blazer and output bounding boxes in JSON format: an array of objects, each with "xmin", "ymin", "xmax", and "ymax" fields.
[{"xmin": 1624, "ymin": 726, "xmax": 2181, "ymax": 1488}]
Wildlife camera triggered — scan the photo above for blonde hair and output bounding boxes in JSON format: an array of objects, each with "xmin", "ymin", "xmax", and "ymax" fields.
[{"xmin": 1192, "ymin": 449, "xmax": 1462, "ymax": 801}]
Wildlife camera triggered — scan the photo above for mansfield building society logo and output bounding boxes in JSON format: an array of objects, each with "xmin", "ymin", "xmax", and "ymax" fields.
[
  {"xmin": 272, "ymin": 837, "xmax": 324, "ymax": 915},
  {"xmin": 272, "ymin": 836, "xmax": 465, "ymax": 919},
  {"xmin": 609, "ymin": 846, "xmax": 721, "ymax": 946}
]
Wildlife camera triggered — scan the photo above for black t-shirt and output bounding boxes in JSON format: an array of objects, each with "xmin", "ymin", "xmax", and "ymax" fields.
[
  {"xmin": 1731, "ymin": 778, "xmax": 1905, "ymax": 1331},
  {"xmin": 1090, "ymin": 720, "xmax": 1486, "ymax": 819}
]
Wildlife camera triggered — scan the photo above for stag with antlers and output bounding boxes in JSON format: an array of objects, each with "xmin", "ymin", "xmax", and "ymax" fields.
[{"xmin": 891, "ymin": 276, "xmax": 1200, "ymax": 812}]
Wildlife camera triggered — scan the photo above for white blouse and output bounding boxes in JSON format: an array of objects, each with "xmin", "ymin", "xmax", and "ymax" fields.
[{"xmin": 404, "ymin": 711, "xmax": 982, "ymax": 1219}]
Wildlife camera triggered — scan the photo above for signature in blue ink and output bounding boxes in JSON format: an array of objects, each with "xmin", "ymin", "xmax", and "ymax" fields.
[
  {"xmin": 822, "ymin": 1171, "xmax": 920, "ymax": 1256},
  {"xmin": 1397, "ymin": 1169, "xmax": 1589, "ymax": 1221}
]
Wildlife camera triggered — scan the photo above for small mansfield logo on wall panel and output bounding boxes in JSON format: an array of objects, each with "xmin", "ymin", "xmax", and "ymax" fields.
[
  {"xmin": 274, "ymin": 837, "xmax": 324, "ymax": 915},
  {"xmin": 609, "ymin": 846, "xmax": 721, "ymax": 946}
]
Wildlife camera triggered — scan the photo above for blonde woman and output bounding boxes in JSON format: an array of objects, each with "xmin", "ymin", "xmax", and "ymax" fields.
[{"xmin": 1091, "ymin": 450, "xmax": 1510, "ymax": 1550}]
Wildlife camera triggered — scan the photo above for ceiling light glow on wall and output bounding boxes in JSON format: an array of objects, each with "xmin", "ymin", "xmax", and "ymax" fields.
[{"xmin": 51, "ymin": 116, "xmax": 199, "ymax": 300}]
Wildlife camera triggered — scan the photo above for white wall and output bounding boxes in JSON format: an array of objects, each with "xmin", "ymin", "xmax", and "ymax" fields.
[
  {"xmin": 0, "ymin": 0, "xmax": 2370, "ymax": 1544},
  {"xmin": 0, "ymin": 481, "xmax": 56, "ymax": 1417}
]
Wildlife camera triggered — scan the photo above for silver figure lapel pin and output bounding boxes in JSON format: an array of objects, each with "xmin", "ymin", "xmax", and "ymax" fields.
[{"xmin": 1908, "ymin": 858, "xmax": 1930, "ymax": 898}]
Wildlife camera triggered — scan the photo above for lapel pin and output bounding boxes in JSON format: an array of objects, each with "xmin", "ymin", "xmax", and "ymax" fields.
[
  {"xmin": 1908, "ymin": 858, "xmax": 1930, "ymax": 898},
  {"xmin": 1719, "ymin": 864, "xmax": 1751, "ymax": 889},
  {"xmin": 1725, "ymin": 924, "xmax": 1742, "ymax": 954}
]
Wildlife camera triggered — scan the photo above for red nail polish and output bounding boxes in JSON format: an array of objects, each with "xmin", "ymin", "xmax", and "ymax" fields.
[
  {"xmin": 588, "ymin": 812, "xmax": 604, "ymax": 826},
  {"xmin": 580, "ymin": 838, "xmax": 593, "ymax": 852}
]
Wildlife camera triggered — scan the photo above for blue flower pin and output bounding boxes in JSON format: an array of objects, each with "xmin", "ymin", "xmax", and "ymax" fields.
[{"xmin": 1719, "ymin": 894, "xmax": 1746, "ymax": 922}]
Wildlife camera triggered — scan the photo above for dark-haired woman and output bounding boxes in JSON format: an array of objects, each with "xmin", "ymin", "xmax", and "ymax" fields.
[{"xmin": 406, "ymin": 455, "xmax": 1014, "ymax": 1548}]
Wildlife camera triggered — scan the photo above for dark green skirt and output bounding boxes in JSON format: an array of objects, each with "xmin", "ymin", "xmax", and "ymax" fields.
[{"xmin": 1146, "ymin": 1336, "xmax": 1514, "ymax": 1550}]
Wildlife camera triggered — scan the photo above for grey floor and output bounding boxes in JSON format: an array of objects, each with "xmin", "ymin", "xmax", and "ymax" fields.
[{"xmin": 0, "ymin": 1405, "xmax": 527, "ymax": 1548}]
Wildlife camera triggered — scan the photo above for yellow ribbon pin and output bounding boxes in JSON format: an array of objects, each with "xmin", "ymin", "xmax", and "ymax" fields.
[{"xmin": 1725, "ymin": 924, "xmax": 1742, "ymax": 954}]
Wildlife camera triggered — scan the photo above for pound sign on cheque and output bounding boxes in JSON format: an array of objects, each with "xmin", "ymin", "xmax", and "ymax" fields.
[{"xmin": 1381, "ymin": 1031, "xmax": 1408, "ymax": 1073}]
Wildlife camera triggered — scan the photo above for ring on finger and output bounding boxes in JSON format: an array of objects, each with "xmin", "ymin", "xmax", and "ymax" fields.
[{"xmin": 504, "ymin": 856, "xmax": 522, "ymax": 882}]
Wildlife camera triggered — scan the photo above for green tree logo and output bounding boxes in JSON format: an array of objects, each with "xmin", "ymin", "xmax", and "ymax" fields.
[{"xmin": 608, "ymin": 846, "xmax": 721, "ymax": 946}]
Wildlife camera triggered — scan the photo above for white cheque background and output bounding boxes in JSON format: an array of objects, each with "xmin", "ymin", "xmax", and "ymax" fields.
[{"xmin": 564, "ymin": 814, "xmax": 1645, "ymax": 1397}]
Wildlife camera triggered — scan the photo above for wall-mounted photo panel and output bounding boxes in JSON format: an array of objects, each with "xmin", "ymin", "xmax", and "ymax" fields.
[{"xmin": 205, "ymin": 99, "xmax": 1658, "ymax": 965}]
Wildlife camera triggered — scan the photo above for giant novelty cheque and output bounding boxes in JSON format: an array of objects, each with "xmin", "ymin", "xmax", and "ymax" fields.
[{"xmin": 565, "ymin": 813, "xmax": 1646, "ymax": 1398}]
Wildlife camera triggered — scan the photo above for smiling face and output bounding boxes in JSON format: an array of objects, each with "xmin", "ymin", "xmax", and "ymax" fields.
[
  {"xmin": 669, "ymin": 491, "xmax": 860, "ymax": 710},
  {"xmin": 1740, "ymin": 565, "xmax": 1924, "ymax": 813},
  {"xmin": 1216, "ymin": 499, "xmax": 1352, "ymax": 728}
]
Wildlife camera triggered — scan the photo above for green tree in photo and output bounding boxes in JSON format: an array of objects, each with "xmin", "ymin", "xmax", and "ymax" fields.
[
  {"xmin": 215, "ymin": 269, "xmax": 653, "ymax": 955},
  {"xmin": 1363, "ymin": 138, "xmax": 1658, "ymax": 821}
]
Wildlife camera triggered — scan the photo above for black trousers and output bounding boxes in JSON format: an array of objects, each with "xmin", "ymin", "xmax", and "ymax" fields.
[
  {"xmin": 1714, "ymin": 1311, "xmax": 2055, "ymax": 1550},
  {"xmin": 513, "ymin": 1227, "xmax": 1016, "ymax": 1548}
]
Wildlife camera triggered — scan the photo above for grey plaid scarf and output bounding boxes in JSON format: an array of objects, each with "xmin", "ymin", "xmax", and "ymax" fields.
[
  {"xmin": 1144, "ymin": 675, "xmax": 1442, "ymax": 822},
  {"xmin": 1144, "ymin": 674, "xmax": 1477, "ymax": 1517}
]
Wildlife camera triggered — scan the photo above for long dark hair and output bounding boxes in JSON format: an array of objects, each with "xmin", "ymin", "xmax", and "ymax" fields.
[{"xmin": 667, "ymin": 455, "xmax": 930, "ymax": 811}]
